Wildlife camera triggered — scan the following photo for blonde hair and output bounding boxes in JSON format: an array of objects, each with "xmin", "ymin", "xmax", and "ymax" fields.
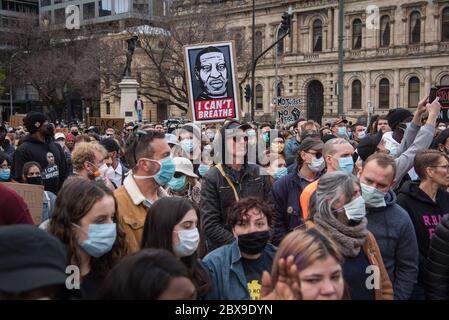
[
  {"xmin": 72, "ymin": 142, "xmax": 107, "ymax": 172},
  {"xmin": 271, "ymin": 228, "xmax": 343, "ymax": 289}
]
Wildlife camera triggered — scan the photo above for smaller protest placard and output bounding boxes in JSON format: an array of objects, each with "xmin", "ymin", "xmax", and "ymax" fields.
[
  {"xmin": 273, "ymin": 97, "xmax": 302, "ymax": 123},
  {"xmin": 1, "ymin": 182, "xmax": 44, "ymax": 225},
  {"xmin": 88, "ymin": 117, "xmax": 125, "ymax": 134},
  {"xmin": 435, "ymin": 86, "xmax": 449, "ymax": 122},
  {"xmin": 9, "ymin": 114, "xmax": 26, "ymax": 128},
  {"xmin": 55, "ymin": 128, "xmax": 69, "ymax": 135}
]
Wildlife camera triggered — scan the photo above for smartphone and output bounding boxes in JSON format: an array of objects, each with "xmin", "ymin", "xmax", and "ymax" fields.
[{"xmin": 429, "ymin": 87, "xmax": 438, "ymax": 104}]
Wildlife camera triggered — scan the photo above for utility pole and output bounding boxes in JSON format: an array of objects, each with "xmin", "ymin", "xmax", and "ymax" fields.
[
  {"xmin": 250, "ymin": 0, "xmax": 256, "ymax": 122},
  {"xmin": 337, "ymin": 0, "xmax": 344, "ymax": 116}
]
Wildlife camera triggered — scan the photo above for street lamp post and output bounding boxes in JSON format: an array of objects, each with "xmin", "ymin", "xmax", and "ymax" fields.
[{"xmin": 9, "ymin": 51, "xmax": 29, "ymax": 119}]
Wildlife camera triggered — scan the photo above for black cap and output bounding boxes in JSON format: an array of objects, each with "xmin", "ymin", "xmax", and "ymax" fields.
[
  {"xmin": 23, "ymin": 111, "xmax": 47, "ymax": 134},
  {"xmin": 432, "ymin": 128, "xmax": 449, "ymax": 149},
  {"xmin": 356, "ymin": 131, "xmax": 383, "ymax": 161},
  {"xmin": 0, "ymin": 225, "xmax": 67, "ymax": 293},
  {"xmin": 100, "ymin": 137, "xmax": 120, "ymax": 153},
  {"xmin": 387, "ymin": 108, "xmax": 413, "ymax": 131}
]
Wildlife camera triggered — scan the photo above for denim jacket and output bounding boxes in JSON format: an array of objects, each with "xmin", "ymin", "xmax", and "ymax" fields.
[{"xmin": 202, "ymin": 241, "xmax": 276, "ymax": 300}]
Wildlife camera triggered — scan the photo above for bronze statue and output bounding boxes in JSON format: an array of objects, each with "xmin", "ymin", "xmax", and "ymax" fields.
[{"xmin": 123, "ymin": 36, "xmax": 139, "ymax": 78}]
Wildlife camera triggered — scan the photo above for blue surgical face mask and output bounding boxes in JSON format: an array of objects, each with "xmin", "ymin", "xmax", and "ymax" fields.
[
  {"xmin": 337, "ymin": 156, "xmax": 354, "ymax": 173},
  {"xmin": 262, "ymin": 132, "xmax": 270, "ymax": 143},
  {"xmin": 134, "ymin": 156, "xmax": 176, "ymax": 186},
  {"xmin": 343, "ymin": 196, "xmax": 366, "ymax": 221},
  {"xmin": 0, "ymin": 168, "xmax": 10, "ymax": 181},
  {"xmin": 247, "ymin": 129, "xmax": 256, "ymax": 137},
  {"xmin": 74, "ymin": 223, "xmax": 117, "ymax": 258},
  {"xmin": 308, "ymin": 157, "xmax": 325, "ymax": 173},
  {"xmin": 168, "ymin": 175, "xmax": 186, "ymax": 191},
  {"xmin": 198, "ymin": 164, "xmax": 210, "ymax": 177},
  {"xmin": 180, "ymin": 139, "xmax": 196, "ymax": 153},
  {"xmin": 361, "ymin": 183, "xmax": 386, "ymax": 208},
  {"xmin": 273, "ymin": 167, "xmax": 288, "ymax": 180},
  {"xmin": 173, "ymin": 228, "xmax": 200, "ymax": 258},
  {"xmin": 338, "ymin": 127, "xmax": 347, "ymax": 136}
]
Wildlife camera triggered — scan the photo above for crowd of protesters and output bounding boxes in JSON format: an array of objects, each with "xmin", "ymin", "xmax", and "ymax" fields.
[{"xmin": 1, "ymin": 95, "xmax": 449, "ymax": 301}]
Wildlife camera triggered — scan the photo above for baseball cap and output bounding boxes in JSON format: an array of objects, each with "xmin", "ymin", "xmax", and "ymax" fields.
[
  {"xmin": 165, "ymin": 133, "xmax": 179, "ymax": 146},
  {"xmin": 54, "ymin": 132, "xmax": 65, "ymax": 141},
  {"xmin": 331, "ymin": 118, "xmax": 348, "ymax": 127},
  {"xmin": 173, "ymin": 157, "xmax": 198, "ymax": 178},
  {"xmin": 356, "ymin": 131, "xmax": 383, "ymax": 161},
  {"xmin": 0, "ymin": 225, "xmax": 67, "ymax": 294}
]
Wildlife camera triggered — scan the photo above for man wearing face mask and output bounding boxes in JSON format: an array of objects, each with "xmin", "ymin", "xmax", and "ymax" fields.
[
  {"xmin": 203, "ymin": 197, "xmax": 275, "ymax": 300},
  {"xmin": 351, "ymin": 123, "xmax": 366, "ymax": 145},
  {"xmin": 11, "ymin": 111, "xmax": 68, "ymax": 194},
  {"xmin": 300, "ymin": 138, "xmax": 355, "ymax": 221},
  {"xmin": 284, "ymin": 119, "xmax": 306, "ymax": 164},
  {"xmin": 115, "ymin": 130, "xmax": 175, "ymax": 253},
  {"xmin": 272, "ymin": 137, "xmax": 324, "ymax": 245},
  {"xmin": 178, "ymin": 123, "xmax": 202, "ymax": 174},
  {"xmin": 359, "ymin": 153, "xmax": 419, "ymax": 300},
  {"xmin": 331, "ymin": 118, "xmax": 349, "ymax": 139}
]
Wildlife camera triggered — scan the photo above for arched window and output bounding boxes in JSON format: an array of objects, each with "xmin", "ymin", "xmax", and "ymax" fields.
[
  {"xmin": 256, "ymin": 84, "xmax": 263, "ymax": 110},
  {"xmin": 235, "ymin": 33, "xmax": 243, "ymax": 54},
  {"xmin": 352, "ymin": 19, "xmax": 362, "ymax": 49},
  {"xmin": 442, "ymin": 7, "xmax": 449, "ymax": 42},
  {"xmin": 352, "ymin": 80, "xmax": 362, "ymax": 109},
  {"xmin": 379, "ymin": 78, "xmax": 390, "ymax": 109},
  {"xmin": 410, "ymin": 11, "xmax": 421, "ymax": 44},
  {"xmin": 380, "ymin": 16, "xmax": 390, "ymax": 47},
  {"xmin": 255, "ymin": 31, "xmax": 263, "ymax": 56},
  {"xmin": 277, "ymin": 28, "xmax": 284, "ymax": 57},
  {"xmin": 275, "ymin": 81, "xmax": 283, "ymax": 97},
  {"xmin": 408, "ymin": 77, "xmax": 420, "ymax": 108},
  {"xmin": 441, "ymin": 75, "xmax": 449, "ymax": 86},
  {"xmin": 313, "ymin": 19, "xmax": 323, "ymax": 52}
]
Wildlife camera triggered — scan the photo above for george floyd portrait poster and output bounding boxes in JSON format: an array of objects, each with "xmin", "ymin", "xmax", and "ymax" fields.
[{"xmin": 184, "ymin": 41, "xmax": 240, "ymax": 123}]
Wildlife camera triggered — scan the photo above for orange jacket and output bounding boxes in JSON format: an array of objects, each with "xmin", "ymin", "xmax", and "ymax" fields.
[{"xmin": 299, "ymin": 179, "xmax": 319, "ymax": 220}]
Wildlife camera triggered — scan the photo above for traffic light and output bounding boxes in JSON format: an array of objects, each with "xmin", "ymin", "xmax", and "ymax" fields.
[
  {"xmin": 244, "ymin": 84, "xmax": 251, "ymax": 102},
  {"xmin": 280, "ymin": 12, "xmax": 292, "ymax": 36}
]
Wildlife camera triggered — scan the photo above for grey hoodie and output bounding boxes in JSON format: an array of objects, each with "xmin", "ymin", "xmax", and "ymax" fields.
[{"xmin": 366, "ymin": 190, "xmax": 419, "ymax": 300}]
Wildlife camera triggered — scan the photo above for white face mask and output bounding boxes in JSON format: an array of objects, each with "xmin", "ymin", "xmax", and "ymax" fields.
[
  {"xmin": 307, "ymin": 156, "xmax": 325, "ymax": 173},
  {"xmin": 342, "ymin": 196, "xmax": 366, "ymax": 221},
  {"xmin": 361, "ymin": 183, "xmax": 386, "ymax": 208},
  {"xmin": 173, "ymin": 228, "xmax": 200, "ymax": 257},
  {"xmin": 99, "ymin": 164, "xmax": 115, "ymax": 181}
]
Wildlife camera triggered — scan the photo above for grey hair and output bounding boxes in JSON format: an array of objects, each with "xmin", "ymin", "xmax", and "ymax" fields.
[
  {"xmin": 311, "ymin": 171, "xmax": 360, "ymax": 221},
  {"xmin": 322, "ymin": 138, "xmax": 352, "ymax": 157}
]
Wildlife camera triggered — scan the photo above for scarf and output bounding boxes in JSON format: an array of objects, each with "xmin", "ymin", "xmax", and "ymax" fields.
[{"xmin": 314, "ymin": 215, "xmax": 369, "ymax": 257}]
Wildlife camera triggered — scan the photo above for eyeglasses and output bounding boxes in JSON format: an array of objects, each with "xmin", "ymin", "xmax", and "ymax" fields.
[
  {"xmin": 306, "ymin": 151, "xmax": 323, "ymax": 159},
  {"xmin": 429, "ymin": 165, "xmax": 449, "ymax": 171}
]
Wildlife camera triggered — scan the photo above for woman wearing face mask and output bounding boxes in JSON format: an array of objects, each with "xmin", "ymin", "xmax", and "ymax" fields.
[
  {"xmin": 202, "ymin": 197, "xmax": 275, "ymax": 300},
  {"xmin": 178, "ymin": 124, "xmax": 202, "ymax": 174},
  {"xmin": 141, "ymin": 197, "xmax": 210, "ymax": 298},
  {"xmin": 48, "ymin": 177, "xmax": 127, "ymax": 299},
  {"xmin": 0, "ymin": 151, "xmax": 11, "ymax": 182},
  {"xmin": 308, "ymin": 171, "xmax": 393, "ymax": 300},
  {"xmin": 271, "ymin": 137, "xmax": 324, "ymax": 246},
  {"xmin": 166, "ymin": 157, "xmax": 201, "ymax": 206},
  {"xmin": 264, "ymin": 153, "xmax": 288, "ymax": 186},
  {"xmin": 22, "ymin": 161, "xmax": 57, "ymax": 223},
  {"xmin": 261, "ymin": 228, "xmax": 347, "ymax": 300}
]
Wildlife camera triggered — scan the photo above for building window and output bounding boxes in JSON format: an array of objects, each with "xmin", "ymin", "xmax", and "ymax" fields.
[
  {"xmin": 313, "ymin": 19, "xmax": 323, "ymax": 52},
  {"xmin": 352, "ymin": 80, "xmax": 362, "ymax": 109},
  {"xmin": 255, "ymin": 31, "xmax": 262, "ymax": 57},
  {"xmin": 99, "ymin": 0, "xmax": 112, "ymax": 16},
  {"xmin": 54, "ymin": 8, "xmax": 66, "ymax": 25},
  {"xmin": 114, "ymin": 0, "xmax": 129, "ymax": 14},
  {"xmin": 352, "ymin": 19, "xmax": 362, "ymax": 49},
  {"xmin": 380, "ymin": 16, "xmax": 390, "ymax": 47},
  {"xmin": 408, "ymin": 77, "xmax": 420, "ymax": 108},
  {"xmin": 441, "ymin": 75, "xmax": 449, "ymax": 86},
  {"xmin": 106, "ymin": 101, "xmax": 111, "ymax": 115},
  {"xmin": 277, "ymin": 28, "xmax": 284, "ymax": 57},
  {"xmin": 235, "ymin": 33, "xmax": 243, "ymax": 55},
  {"xmin": 275, "ymin": 81, "xmax": 283, "ymax": 97},
  {"xmin": 41, "ymin": 0, "xmax": 51, "ymax": 7},
  {"xmin": 410, "ymin": 11, "xmax": 421, "ymax": 44},
  {"xmin": 442, "ymin": 7, "xmax": 449, "ymax": 42},
  {"xmin": 379, "ymin": 78, "xmax": 390, "ymax": 109},
  {"xmin": 256, "ymin": 84, "xmax": 263, "ymax": 110},
  {"xmin": 83, "ymin": 2, "xmax": 95, "ymax": 20}
]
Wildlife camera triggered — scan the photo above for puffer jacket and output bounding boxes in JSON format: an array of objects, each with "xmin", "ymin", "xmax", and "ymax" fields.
[
  {"xmin": 424, "ymin": 214, "xmax": 449, "ymax": 299},
  {"xmin": 200, "ymin": 163, "xmax": 272, "ymax": 252}
]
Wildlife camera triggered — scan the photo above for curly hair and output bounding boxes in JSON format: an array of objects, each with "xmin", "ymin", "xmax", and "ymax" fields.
[
  {"xmin": 71, "ymin": 142, "xmax": 107, "ymax": 172},
  {"xmin": 227, "ymin": 196, "xmax": 273, "ymax": 229},
  {"xmin": 48, "ymin": 177, "xmax": 127, "ymax": 277}
]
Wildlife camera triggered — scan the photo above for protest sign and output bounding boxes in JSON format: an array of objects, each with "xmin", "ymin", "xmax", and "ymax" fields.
[
  {"xmin": 1, "ymin": 182, "xmax": 44, "ymax": 225},
  {"xmin": 273, "ymin": 97, "xmax": 302, "ymax": 123},
  {"xmin": 184, "ymin": 41, "xmax": 240, "ymax": 123},
  {"xmin": 9, "ymin": 114, "xmax": 26, "ymax": 128},
  {"xmin": 436, "ymin": 86, "xmax": 449, "ymax": 122},
  {"xmin": 88, "ymin": 117, "xmax": 125, "ymax": 134}
]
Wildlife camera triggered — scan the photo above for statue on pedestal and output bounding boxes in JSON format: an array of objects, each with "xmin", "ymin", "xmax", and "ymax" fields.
[{"xmin": 123, "ymin": 36, "xmax": 139, "ymax": 78}]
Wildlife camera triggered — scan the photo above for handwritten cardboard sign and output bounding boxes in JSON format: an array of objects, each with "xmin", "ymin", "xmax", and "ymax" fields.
[
  {"xmin": 9, "ymin": 114, "xmax": 26, "ymax": 128},
  {"xmin": 87, "ymin": 117, "xmax": 125, "ymax": 135},
  {"xmin": 273, "ymin": 97, "xmax": 302, "ymax": 123},
  {"xmin": 1, "ymin": 182, "xmax": 44, "ymax": 225}
]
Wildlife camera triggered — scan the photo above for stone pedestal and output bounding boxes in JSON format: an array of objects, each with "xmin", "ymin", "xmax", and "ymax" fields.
[{"xmin": 118, "ymin": 77, "xmax": 139, "ymax": 123}]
